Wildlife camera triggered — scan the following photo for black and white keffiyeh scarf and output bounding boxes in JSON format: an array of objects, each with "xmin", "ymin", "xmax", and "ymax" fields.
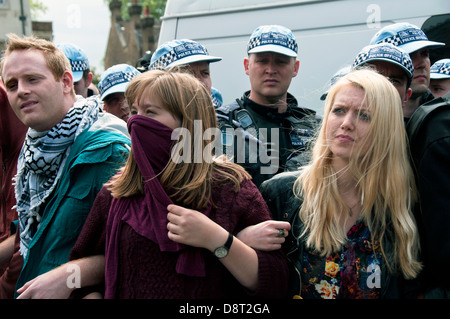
[{"xmin": 15, "ymin": 96, "xmax": 102, "ymax": 258}]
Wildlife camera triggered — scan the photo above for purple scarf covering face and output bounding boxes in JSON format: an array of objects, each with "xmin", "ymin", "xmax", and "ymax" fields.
[{"xmin": 105, "ymin": 115, "xmax": 210, "ymax": 298}]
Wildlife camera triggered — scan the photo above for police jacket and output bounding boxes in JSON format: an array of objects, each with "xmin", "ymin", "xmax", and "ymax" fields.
[
  {"xmin": 406, "ymin": 92, "xmax": 450, "ymax": 298},
  {"xmin": 216, "ymin": 91, "xmax": 319, "ymax": 187}
]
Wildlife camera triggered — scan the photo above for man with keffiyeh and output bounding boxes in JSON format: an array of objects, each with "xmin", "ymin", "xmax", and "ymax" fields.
[{"xmin": 0, "ymin": 34, "xmax": 131, "ymax": 298}]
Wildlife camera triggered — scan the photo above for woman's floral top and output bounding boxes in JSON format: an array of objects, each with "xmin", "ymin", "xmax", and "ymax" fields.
[{"xmin": 300, "ymin": 220, "xmax": 383, "ymax": 299}]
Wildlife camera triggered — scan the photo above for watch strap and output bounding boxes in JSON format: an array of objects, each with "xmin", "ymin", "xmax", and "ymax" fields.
[
  {"xmin": 213, "ymin": 232, "xmax": 233, "ymax": 258},
  {"xmin": 223, "ymin": 232, "xmax": 233, "ymax": 250}
]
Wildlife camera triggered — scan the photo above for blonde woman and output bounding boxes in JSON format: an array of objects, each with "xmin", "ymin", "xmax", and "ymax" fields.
[{"xmin": 260, "ymin": 68, "xmax": 422, "ymax": 299}]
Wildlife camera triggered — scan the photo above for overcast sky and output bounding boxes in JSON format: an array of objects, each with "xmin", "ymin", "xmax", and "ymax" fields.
[{"xmin": 37, "ymin": 0, "xmax": 111, "ymax": 73}]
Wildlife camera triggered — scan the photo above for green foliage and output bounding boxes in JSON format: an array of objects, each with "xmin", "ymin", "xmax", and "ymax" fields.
[
  {"xmin": 29, "ymin": 0, "xmax": 48, "ymax": 20},
  {"xmin": 105, "ymin": 0, "xmax": 167, "ymax": 20},
  {"xmin": 90, "ymin": 66, "xmax": 101, "ymax": 86}
]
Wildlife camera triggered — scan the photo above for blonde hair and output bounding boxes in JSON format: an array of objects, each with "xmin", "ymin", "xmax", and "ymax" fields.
[
  {"xmin": 108, "ymin": 69, "xmax": 250, "ymax": 210},
  {"xmin": 295, "ymin": 68, "xmax": 421, "ymax": 279},
  {"xmin": 1, "ymin": 34, "xmax": 75, "ymax": 97}
]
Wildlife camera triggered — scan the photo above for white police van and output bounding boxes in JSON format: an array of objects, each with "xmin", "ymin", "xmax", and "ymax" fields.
[{"xmin": 158, "ymin": 0, "xmax": 449, "ymax": 114}]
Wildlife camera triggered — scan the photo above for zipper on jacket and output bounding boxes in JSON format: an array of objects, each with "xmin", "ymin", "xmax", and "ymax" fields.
[{"xmin": 286, "ymin": 246, "xmax": 302, "ymax": 298}]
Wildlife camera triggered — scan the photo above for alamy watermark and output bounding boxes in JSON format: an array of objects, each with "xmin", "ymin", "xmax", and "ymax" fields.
[
  {"xmin": 366, "ymin": 264, "xmax": 381, "ymax": 289},
  {"xmin": 66, "ymin": 264, "xmax": 81, "ymax": 289},
  {"xmin": 66, "ymin": 3, "xmax": 82, "ymax": 29},
  {"xmin": 170, "ymin": 121, "xmax": 280, "ymax": 175},
  {"xmin": 366, "ymin": 4, "xmax": 381, "ymax": 29}
]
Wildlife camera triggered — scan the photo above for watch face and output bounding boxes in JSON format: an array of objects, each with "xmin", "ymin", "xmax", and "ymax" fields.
[{"xmin": 214, "ymin": 247, "xmax": 228, "ymax": 258}]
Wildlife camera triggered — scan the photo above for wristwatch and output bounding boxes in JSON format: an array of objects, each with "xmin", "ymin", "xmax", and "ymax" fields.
[{"xmin": 213, "ymin": 232, "xmax": 233, "ymax": 258}]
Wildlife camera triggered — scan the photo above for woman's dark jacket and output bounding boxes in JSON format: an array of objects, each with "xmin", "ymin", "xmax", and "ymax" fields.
[{"xmin": 259, "ymin": 171, "xmax": 407, "ymax": 299}]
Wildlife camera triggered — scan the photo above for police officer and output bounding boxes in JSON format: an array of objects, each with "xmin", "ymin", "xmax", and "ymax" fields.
[
  {"xmin": 429, "ymin": 58, "xmax": 450, "ymax": 98},
  {"xmin": 148, "ymin": 39, "xmax": 224, "ymax": 108},
  {"xmin": 369, "ymin": 22, "xmax": 445, "ymax": 120},
  {"xmin": 352, "ymin": 42, "xmax": 414, "ymax": 121},
  {"xmin": 216, "ymin": 25, "xmax": 318, "ymax": 188},
  {"xmin": 57, "ymin": 43, "xmax": 95, "ymax": 98}
]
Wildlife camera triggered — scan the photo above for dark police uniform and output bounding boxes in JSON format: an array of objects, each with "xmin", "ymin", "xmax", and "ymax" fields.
[{"xmin": 216, "ymin": 91, "xmax": 319, "ymax": 188}]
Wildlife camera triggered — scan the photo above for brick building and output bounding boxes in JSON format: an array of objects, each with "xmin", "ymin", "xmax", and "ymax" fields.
[{"xmin": 104, "ymin": 0, "xmax": 160, "ymax": 69}]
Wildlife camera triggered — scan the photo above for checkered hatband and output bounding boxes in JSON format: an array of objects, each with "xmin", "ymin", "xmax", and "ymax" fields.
[
  {"xmin": 353, "ymin": 52, "xmax": 370, "ymax": 67},
  {"xmin": 379, "ymin": 35, "xmax": 403, "ymax": 46},
  {"xmin": 247, "ymin": 37, "xmax": 261, "ymax": 52},
  {"xmin": 431, "ymin": 63, "xmax": 450, "ymax": 76},
  {"xmin": 402, "ymin": 57, "xmax": 414, "ymax": 77},
  {"xmin": 378, "ymin": 28, "xmax": 429, "ymax": 47},
  {"xmin": 353, "ymin": 45, "xmax": 414, "ymax": 79},
  {"xmin": 70, "ymin": 59, "xmax": 89, "ymax": 72},
  {"xmin": 150, "ymin": 50, "xmax": 179, "ymax": 70},
  {"xmin": 247, "ymin": 34, "xmax": 298, "ymax": 54},
  {"xmin": 150, "ymin": 41, "xmax": 212, "ymax": 70},
  {"xmin": 440, "ymin": 65, "xmax": 450, "ymax": 76},
  {"xmin": 98, "ymin": 71, "xmax": 138, "ymax": 96}
]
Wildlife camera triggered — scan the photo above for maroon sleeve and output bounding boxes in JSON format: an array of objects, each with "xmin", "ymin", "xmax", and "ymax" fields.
[
  {"xmin": 234, "ymin": 179, "xmax": 290, "ymax": 298},
  {"xmin": 0, "ymin": 233, "xmax": 23, "ymax": 299},
  {"xmin": 0, "ymin": 79, "xmax": 26, "ymax": 246},
  {"xmin": 69, "ymin": 186, "xmax": 112, "ymax": 298}
]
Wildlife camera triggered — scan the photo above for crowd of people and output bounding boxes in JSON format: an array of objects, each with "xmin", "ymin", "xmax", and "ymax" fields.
[{"xmin": 0, "ymin": 19, "xmax": 449, "ymax": 300}]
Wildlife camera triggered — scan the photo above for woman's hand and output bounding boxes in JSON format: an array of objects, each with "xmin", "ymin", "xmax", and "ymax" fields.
[
  {"xmin": 237, "ymin": 220, "xmax": 291, "ymax": 251},
  {"xmin": 167, "ymin": 204, "xmax": 226, "ymax": 252},
  {"xmin": 167, "ymin": 204, "xmax": 259, "ymax": 291}
]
